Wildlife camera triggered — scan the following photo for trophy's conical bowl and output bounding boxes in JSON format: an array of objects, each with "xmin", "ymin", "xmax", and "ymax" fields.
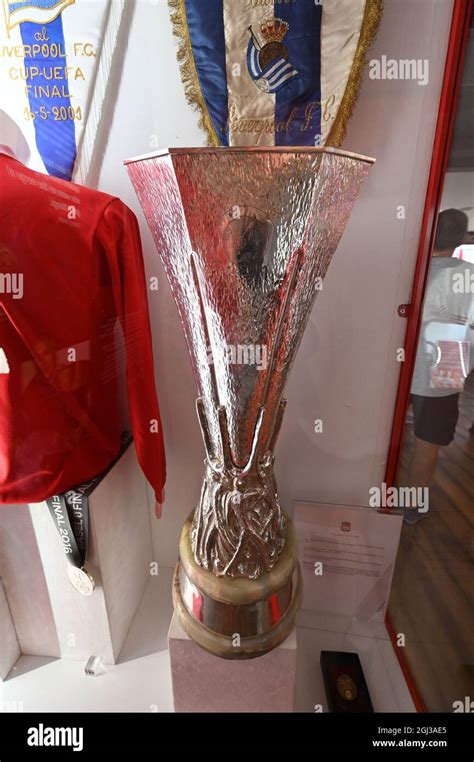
[{"xmin": 126, "ymin": 147, "xmax": 374, "ymax": 657}]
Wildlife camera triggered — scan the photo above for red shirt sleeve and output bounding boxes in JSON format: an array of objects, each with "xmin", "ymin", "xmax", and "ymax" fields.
[{"xmin": 96, "ymin": 198, "xmax": 166, "ymax": 504}]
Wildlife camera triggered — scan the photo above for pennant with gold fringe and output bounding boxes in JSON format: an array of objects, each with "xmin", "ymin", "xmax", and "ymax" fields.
[{"xmin": 169, "ymin": 0, "xmax": 383, "ymax": 148}]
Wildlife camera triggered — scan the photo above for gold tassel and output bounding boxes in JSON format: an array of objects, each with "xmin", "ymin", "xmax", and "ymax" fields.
[
  {"xmin": 168, "ymin": 0, "xmax": 220, "ymax": 147},
  {"xmin": 327, "ymin": 0, "xmax": 384, "ymax": 147}
]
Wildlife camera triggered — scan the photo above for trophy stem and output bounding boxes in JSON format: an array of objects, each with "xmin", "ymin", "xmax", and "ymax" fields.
[
  {"xmin": 192, "ymin": 400, "xmax": 287, "ymax": 579},
  {"xmin": 191, "ymin": 457, "xmax": 286, "ymax": 579}
]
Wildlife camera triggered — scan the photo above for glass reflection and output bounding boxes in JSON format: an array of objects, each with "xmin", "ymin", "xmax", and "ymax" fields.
[{"xmin": 389, "ymin": 10, "xmax": 474, "ymax": 711}]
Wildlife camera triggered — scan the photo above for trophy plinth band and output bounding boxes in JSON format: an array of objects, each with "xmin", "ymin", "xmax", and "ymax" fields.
[{"xmin": 173, "ymin": 512, "xmax": 302, "ymax": 659}]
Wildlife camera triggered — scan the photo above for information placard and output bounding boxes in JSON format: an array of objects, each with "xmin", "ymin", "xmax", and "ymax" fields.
[{"xmin": 294, "ymin": 501, "xmax": 402, "ymax": 620}]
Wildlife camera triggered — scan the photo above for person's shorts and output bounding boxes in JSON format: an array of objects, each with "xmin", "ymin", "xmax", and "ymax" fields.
[{"xmin": 411, "ymin": 393, "xmax": 460, "ymax": 446}]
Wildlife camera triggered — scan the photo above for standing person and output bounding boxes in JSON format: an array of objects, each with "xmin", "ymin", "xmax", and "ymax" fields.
[{"xmin": 407, "ymin": 209, "xmax": 474, "ymax": 524}]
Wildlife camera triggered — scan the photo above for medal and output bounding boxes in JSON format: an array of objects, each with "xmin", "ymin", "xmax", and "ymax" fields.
[
  {"xmin": 67, "ymin": 566, "xmax": 95, "ymax": 597},
  {"xmin": 46, "ymin": 438, "xmax": 132, "ymax": 596},
  {"xmin": 47, "ymin": 484, "xmax": 96, "ymax": 597}
]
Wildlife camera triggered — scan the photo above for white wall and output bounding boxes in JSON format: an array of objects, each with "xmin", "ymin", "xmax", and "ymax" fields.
[{"xmin": 97, "ymin": 0, "xmax": 454, "ymax": 568}]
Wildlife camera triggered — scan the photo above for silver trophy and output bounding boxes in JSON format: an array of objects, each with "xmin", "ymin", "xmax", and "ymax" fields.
[{"xmin": 126, "ymin": 147, "xmax": 373, "ymax": 658}]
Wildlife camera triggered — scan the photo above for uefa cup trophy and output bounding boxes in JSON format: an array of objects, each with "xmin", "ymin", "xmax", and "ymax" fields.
[{"xmin": 126, "ymin": 147, "xmax": 373, "ymax": 658}]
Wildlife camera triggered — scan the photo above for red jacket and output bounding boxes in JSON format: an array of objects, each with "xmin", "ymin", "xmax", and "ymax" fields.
[{"xmin": 0, "ymin": 155, "xmax": 166, "ymax": 504}]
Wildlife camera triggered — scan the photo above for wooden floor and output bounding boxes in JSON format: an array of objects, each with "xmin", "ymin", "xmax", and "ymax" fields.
[{"xmin": 388, "ymin": 373, "xmax": 474, "ymax": 712}]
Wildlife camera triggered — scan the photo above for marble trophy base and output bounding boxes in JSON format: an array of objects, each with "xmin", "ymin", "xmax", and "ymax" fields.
[
  {"xmin": 172, "ymin": 513, "xmax": 302, "ymax": 659},
  {"xmin": 168, "ymin": 612, "xmax": 297, "ymax": 712}
]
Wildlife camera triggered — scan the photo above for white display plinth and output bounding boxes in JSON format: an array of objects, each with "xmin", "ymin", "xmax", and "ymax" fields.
[
  {"xmin": 0, "ymin": 578, "xmax": 20, "ymax": 680},
  {"xmin": 168, "ymin": 613, "xmax": 297, "ymax": 712},
  {"xmin": 0, "ymin": 442, "xmax": 153, "ymax": 676}
]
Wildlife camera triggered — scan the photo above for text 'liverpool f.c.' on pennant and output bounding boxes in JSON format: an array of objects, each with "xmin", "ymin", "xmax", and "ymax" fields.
[
  {"xmin": 0, "ymin": 0, "xmax": 127, "ymax": 182},
  {"xmin": 169, "ymin": 0, "xmax": 383, "ymax": 147}
]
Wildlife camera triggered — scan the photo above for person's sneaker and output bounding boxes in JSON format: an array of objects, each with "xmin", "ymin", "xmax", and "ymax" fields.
[{"xmin": 403, "ymin": 508, "xmax": 427, "ymax": 525}]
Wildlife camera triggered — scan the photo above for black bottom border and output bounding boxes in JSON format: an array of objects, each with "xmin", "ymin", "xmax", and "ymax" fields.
[{"xmin": 0, "ymin": 712, "xmax": 473, "ymax": 757}]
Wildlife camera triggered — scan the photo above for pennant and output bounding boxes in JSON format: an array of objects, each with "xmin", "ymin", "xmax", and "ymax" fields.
[
  {"xmin": 169, "ymin": 0, "xmax": 383, "ymax": 147},
  {"xmin": 1, "ymin": 0, "xmax": 126, "ymax": 181},
  {"xmin": 18, "ymin": 14, "xmax": 76, "ymax": 179}
]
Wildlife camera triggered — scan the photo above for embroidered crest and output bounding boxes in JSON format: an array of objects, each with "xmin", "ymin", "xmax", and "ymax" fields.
[{"xmin": 247, "ymin": 17, "xmax": 299, "ymax": 94}]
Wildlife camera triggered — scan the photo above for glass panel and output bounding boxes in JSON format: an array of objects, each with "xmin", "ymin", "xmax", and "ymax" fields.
[{"xmin": 388, "ymin": 9, "xmax": 474, "ymax": 712}]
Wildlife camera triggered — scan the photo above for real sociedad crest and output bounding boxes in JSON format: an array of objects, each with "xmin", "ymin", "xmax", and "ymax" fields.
[{"xmin": 247, "ymin": 17, "xmax": 299, "ymax": 94}]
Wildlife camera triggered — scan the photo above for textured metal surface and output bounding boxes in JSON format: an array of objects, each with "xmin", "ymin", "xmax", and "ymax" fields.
[{"xmin": 127, "ymin": 147, "xmax": 373, "ymax": 579}]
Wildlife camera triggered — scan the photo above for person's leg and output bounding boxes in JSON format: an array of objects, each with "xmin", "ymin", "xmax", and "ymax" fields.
[
  {"xmin": 404, "ymin": 394, "xmax": 459, "ymax": 524},
  {"xmin": 408, "ymin": 436, "xmax": 440, "ymax": 488},
  {"xmin": 403, "ymin": 436, "xmax": 440, "ymax": 525}
]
